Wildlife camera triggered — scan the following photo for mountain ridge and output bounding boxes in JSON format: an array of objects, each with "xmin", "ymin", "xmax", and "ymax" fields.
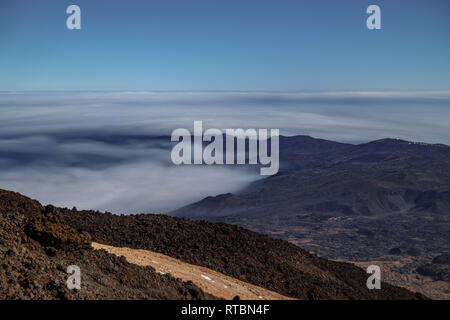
[
  {"xmin": 0, "ymin": 188, "xmax": 425, "ymax": 300},
  {"xmin": 171, "ymin": 135, "xmax": 450, "ymax": 298}
]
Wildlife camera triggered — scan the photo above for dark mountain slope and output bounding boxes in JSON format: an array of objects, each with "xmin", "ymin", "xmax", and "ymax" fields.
[
  {"xmin": 61, "ymin": 208, "xmax": 424, "ymax": 300},
  {"xmin": 174, "ymin": 137, "xmax": 450, "ymax": 220},
  {"xmin": 0, "ymin": 189, "xmax": 213, "ymax": 300},
  {"xmin": 171, "ymin": 136, "xmax": 450, "ymax": 298},
  {"xmin": 278, "ymin": 135, "xmax": 352, "ymax": 171}
]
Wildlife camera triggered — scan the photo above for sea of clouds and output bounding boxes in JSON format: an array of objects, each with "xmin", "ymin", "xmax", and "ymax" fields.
[{"xmin": 0, "ymin": 91, "xmax": 449, "ymax": 213}]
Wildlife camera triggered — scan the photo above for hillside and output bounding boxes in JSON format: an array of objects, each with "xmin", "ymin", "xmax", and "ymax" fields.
[
  {"xmin": 172, "ymin": 136, "xmax": 450, "ymax": 298},
  {"xmin": 0, "ymin": 188, "xmax": 425, "ymax": 300},
  {"xmin": 61, "ymin": 205, "xmax": 424, "ymax": 300},
  {"xmin": 0, "ymin": 189, "xmax": 213, "ymax": 300}
]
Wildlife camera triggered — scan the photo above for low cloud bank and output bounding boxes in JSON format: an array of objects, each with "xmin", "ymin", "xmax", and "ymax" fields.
[{"xmin": 0, "ymin": 91, "xmax": 449, "ymax": 213}]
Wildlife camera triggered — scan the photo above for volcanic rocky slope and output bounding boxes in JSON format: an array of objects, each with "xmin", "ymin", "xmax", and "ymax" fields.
[
  {"xmin": 0, "ymin": 189, "xmax": 213, "ymax": 300},
  {"xmin": 61, "ymin": 207, "xmax": 426, "ymax": 300},
  {"xmin": 0, "ymin": 188, "xmax": 428, "ymax": 299}
]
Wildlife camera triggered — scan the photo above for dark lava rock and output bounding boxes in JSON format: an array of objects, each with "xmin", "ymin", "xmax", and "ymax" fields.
[
  {"xmin": 61, "ymin": 204, "xmax": 425, "ymax": 300},
  {"xmin": 416, "ymin": 263, "xmax": 450, "ymax": 281},
  {"xmin": 357, "ymin": 228, "xmax": 375, "ymax": 237},
  {"xmin": 432, "ymin": 253, "xmax": 450, "ymax": 265},
  {"xmin": 0, "ymin": 189, "xmax": 214, "ymax": 300},
  {"xmin": 417, "ymin": 265, "xmax": 436, "ymax": 277},
  {"xmin": 406, "ymin": 247, "xmax": 422, "ymax": 257},
  {"xmin": 389, "ymin": 248, "xmax": 402, "ymax": 255},
  {"xmin": 0, "ymin": 188, "xmax": 427, "ymax": 300}
]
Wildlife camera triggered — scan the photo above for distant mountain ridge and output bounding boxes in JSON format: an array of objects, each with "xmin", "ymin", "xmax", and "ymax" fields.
[
  {"xmin": 171, "ymin": 135, "xmax": 450, "ymax": 298},
  {"xmin": 173, "ymin": 135, "xmax": 450, "ymax": 219}
]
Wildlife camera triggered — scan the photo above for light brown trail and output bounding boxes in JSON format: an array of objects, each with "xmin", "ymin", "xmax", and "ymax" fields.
[{"xmin": 92, "ymin": 242, "xmax": 293, "ymax": 300}]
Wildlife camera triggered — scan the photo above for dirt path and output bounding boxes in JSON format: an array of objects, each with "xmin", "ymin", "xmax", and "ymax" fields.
[{"xmin": 92, "ymin": 242, "xmax": 293, "ymax": 300}]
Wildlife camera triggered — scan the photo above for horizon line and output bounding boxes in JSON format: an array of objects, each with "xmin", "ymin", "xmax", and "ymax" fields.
[{"xmin": 1, "ymin": 90, "xmax": 450, "ymax": 95}]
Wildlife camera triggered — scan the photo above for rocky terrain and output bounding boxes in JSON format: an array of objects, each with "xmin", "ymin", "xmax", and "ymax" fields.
[
  {"xmin": 172, "ymin": 136, "xmax": 450, "ymax": 298},
  {"xmin": 61, "ymin": 206, "xmax": 424, "ymax": 300},
  {"xmin": 1, "ymin": 188, "xmax": 425, "ymax": 300},
  {"xmin": 0, "ymin": 189, "xmax": 213, "ymax": 300}
]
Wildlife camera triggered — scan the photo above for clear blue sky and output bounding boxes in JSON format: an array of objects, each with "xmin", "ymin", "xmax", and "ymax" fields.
[{"xmin": 1, "ymin": 0, "xmax": 449, "ymax": 91}]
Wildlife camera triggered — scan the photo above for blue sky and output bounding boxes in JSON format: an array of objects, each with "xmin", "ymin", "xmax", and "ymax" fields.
[{"xmin": 1, "ymin": 0, "xmax": 449, "ymax": 91}]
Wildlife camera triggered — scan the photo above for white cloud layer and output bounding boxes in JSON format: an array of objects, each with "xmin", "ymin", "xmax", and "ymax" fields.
[{"xmin": 0, "ymin": 91, "xmax": 449, "ymax": 213}]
